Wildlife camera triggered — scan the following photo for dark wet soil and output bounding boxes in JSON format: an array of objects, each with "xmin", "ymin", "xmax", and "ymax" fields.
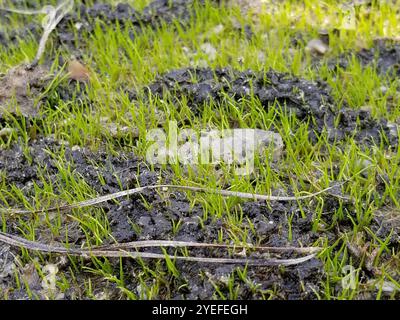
[
  {"xmin": 1, "ymin": 0, "xmax": 399, "ymax": 301},
  {"xmin": 327, "ymin": 39, "xmax": 400, "ymax": 77},
  {"xmin": 145, "ymin": 67, "xmax": 398, "ymax": 146},
  {"xmin": 2, "ymin": 1, "xmax": 398, "ymax": 149},
  {"xmin": 0, "ymin": 0, "xmax": 206, "ymax": 50},
  {"xmin": 0, "ymin": 137, "xmax": 158, "ymax": 203},
  {"xmin": 3, "ymin": 63, "xmax": 397, "ymax": 151},
  {"xmin": 0, "ymin": 137, "xmax": 398, "ymax": 299}
]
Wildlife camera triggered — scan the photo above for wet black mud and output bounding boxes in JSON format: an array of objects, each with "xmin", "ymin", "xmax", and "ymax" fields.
[
  {"xmin": 0, "ymin": 137, "xmax": 398, "ymax": 299},
  {"xmin": 0, "ymin": 0, "xmax": 206, "ymax": 50},
  {"xmin": 0, "ymin": 137, "xmax": 326, "ymax": 299},
  {"xmin": 1, "ymin": 0, "xmax": 399, "ymax": 301},
  {"xmin": 328, "ymin": 39, "xmax": 400, "ymax": 77},
  {"xmin": 146, "ymin": 67, "xmax": 398, "ymax": 146},
  {"xmin": 4, "ymin": 63, "xmax": 397, "ymax": 152}
]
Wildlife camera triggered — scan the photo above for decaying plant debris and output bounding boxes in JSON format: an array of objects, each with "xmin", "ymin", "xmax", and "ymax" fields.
[
  {"xmin": 0, "ymin": 231, "xmax": 319, "ymax": 266},
  {"xmin": 1, "ymin": 0, "xmax": 73, "ymax": 65},
  {"xmin": 0, "ymin": 64, "xmax": 50, "ymax": 117}
]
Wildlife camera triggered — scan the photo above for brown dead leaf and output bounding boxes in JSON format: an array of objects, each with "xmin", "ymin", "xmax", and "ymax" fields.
[{"xmin": 68, "ymin": 60, "xmax": 90, "ymax": 82}]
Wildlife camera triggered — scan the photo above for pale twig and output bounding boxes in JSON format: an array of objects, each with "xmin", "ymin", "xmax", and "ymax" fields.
[
  {"xmin": 97, "ymin": 239, "xmax": 322, "ymax": 254},
  {"xmin": 1, "ymin": 183, "xmax": 347, "ymax": 215},
  {"xmin": 0, "ymin": 0, "xmax": 74, "ymax": 66},
  {"xmin": 0, "ymin": 231, "xmax": 319, "ymax": 266},
  {"xmin": 32, "ymin": 0, "xmax": 74, "ymax": 66}
]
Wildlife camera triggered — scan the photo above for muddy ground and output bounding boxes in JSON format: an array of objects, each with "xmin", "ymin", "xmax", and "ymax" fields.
[
  {"xmin": 327, "ymin": 39, "xmax": 400, "ymax": 77},
  {"xmin": 0, "ymin": 66, "xmax": 399, "ymax": 298},
  {"xmin": 145, "ymin": 67, "xmax": 398, "ymax": 146},
  {"xmin": 1, "ymin": 136, "xmax": 398, "ymax": 299},
  {"xmin": 0, "ymin": 0, "xmax": 209, "ymax": 50},
  {"xmin": 0, "ymin": 137, "xmax": 326, "ymax": 299},
  {"xmin": 1, "ymin": 0, "xmax": 400, "ymax": 300},
  {"xmin": 2, "ymin": 64, "xmax": 397, "ymax": 145}
]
